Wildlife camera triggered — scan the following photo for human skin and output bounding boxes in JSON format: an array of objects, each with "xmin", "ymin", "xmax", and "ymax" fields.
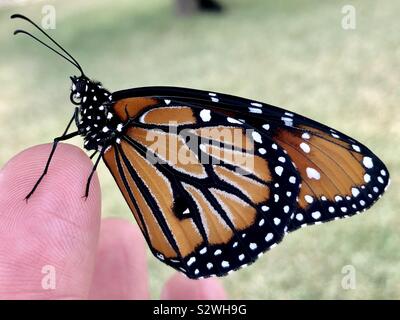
[{"xmin": 0, "ymin": 143, "xmax": 227, "ymax": 299}]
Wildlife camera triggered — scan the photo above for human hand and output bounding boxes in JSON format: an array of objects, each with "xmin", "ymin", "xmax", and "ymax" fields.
[{"xmin": 0, "ymin": 144, "xmax": 227, "ymax": 299}]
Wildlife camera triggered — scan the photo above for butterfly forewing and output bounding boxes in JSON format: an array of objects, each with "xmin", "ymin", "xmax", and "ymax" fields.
[
  {"xmin": 111, "ymin": 87, "xmax": 389, "ymax": 230},
  {"xmin": 103, "ymin": 98, "xmax": 300, "ymax": 278}
]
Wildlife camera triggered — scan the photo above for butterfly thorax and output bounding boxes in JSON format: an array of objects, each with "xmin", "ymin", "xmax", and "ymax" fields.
[{"xmin": 70, "ymin": 76, "xmax": 122, "ymax": 151}]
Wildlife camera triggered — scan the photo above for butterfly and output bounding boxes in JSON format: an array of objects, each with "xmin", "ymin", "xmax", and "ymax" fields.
[{"xmin": 11, "ymin": 14, "xmax": 390, "ymax": 279}]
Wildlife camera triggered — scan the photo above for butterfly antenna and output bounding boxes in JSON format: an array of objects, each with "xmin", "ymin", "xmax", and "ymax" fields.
[
  {"xmin": 13, "ymin": 29, "xmax": 82, "ymax": 72},
  {"xmin": 11, "ymin": 14, "xmax": 84, "ymax": 75}
]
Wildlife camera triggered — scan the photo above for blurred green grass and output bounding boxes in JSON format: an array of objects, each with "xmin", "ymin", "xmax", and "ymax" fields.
[{"xmin": 0, "ymin": 0, "xmax": 399, "ymax": 299}]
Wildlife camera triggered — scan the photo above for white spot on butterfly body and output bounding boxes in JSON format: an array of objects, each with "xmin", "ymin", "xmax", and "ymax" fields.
[
  {"xmin": 272, "ymin": 143, "xmax": 278, "ymax": 150},
  {"xmin": 200, "ymin": 109, "xmax": 211, "ymax": 122},
  {"xmin": 261, "ymin": 205, "xmax": 269, "ymax": 212},
  {"xmin": 200, "ymin": 247, "xmax": 207, "ymax": 254},
  {"xmin": 164, "ymin": 99, "xmax": 171, "ymax": 105},
  {"xmin": 289, "ymin": 176, "xmax": 296, "ymax": 184},
  {"xmin": 352, "ymin": 145, "xmax": 361, "ymax": 152},
  {"xmin": 211, "ymin": 97, "xmax": 219, "ymax": 103},
  {"xmin": 258, "ymin": 148, "xmax": 266, "ymax": 155},
  {"xmin": 363, "ymin": 157, "xmax": 373, "ymax": 169},
  {"xmin": 238, "ymin": 254, "xmax": 245, "ymax": 261},
  {"xmin": 296, "ymin": 213, "xmax": 303, "ymax": 221},
  {"xmin": 364, "ymin": 174, "xmax": 371, "ymax": 183},
  {"xmin": 302, "ymin": 132, "xmax": 310, "ymax": 140},
  {"xmin": 273, "ymin": 217, "xmax": 281, "ymax": 225},
  {"xmin": 251, "ymin": 102, "xmax": 262, "ymax": 107},
  {"xmin": 102, "ymin": 126, "xmax": 109, "ymax": 133},
  {"xmin": 306, "ymin": 167, "xmax": 321, "ymax": 180},
  {"xmin": 207, "ymin": 263, "xmax": 213, "ymax": 269},
  {"xmin": 117, "ymin": 124, "xmax": 123, "ymax": 132}
]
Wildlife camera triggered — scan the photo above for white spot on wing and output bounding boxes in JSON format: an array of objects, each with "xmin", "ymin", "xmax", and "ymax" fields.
[
  {"xmin": 363, "ymin": 156, "xmax": 373, "ymax": 169},
  {"xmin": 252, "ymin": 131, "xmax": 263, "ymax": 143},
  {"xmin": 306, "ymin": 167, "xmax": 321, "ymax": 180},
  {"xmin": 249, "ymin": 107, "xmax": 262, "ymax": 114},
  {"xmin": 275, "ymin": 166, "xmax": 283, "ymax": 176},
  {"xmin": 227, "ymin": 117, "xmax": 241, "ymax": 124},
  {"xmin": 200, "ymin": 109, "xmax": 211, "ymax": 122},
  {"xmin": 265, "ymin": 233, "xmax": 273, "ymax": 241},
  {"xmin": 300, "ymin": 142, "xmax": 310, "ymax": 153}
]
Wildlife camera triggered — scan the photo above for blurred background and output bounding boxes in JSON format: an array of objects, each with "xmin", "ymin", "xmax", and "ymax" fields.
[{"xmin": 0, "ymin": 0, "xmax": 399, "ymax": 299}]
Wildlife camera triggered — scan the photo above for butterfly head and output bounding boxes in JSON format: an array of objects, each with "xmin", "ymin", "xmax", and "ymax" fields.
[
  {"xmin": 70, "ymin": 75, "xmax": 86, "ymax": 104},
  {"xmin": 69, "ymin": 75, "xmax": 110, "ymax": 105}
]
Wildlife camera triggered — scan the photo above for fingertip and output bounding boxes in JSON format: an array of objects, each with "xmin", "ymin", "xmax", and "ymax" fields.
[
  {"xmin": 1, "ymin": 143, "xmax": 99, "ymax": 203},
  {"xmin": 0, "ymin": 143, "xmax": 101, "ymax": 299},
  {"xmin": 160, "ymin": 273, "xmax": 227, "ymax": 300}
]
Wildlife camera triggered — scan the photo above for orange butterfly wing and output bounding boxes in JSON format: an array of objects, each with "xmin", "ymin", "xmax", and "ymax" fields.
[{"xmin": 103, "ymin": 97, "xmax": 300, "ymax": 278}]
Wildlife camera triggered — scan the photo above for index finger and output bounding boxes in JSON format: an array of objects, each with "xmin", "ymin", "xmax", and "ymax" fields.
[{"xmin": 0, "ymin": 143, "xmax": 101, "ymax": 299}]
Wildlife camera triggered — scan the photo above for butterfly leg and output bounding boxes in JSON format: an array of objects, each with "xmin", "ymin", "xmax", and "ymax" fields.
[
  {"xmin": 89, "ymin": 150, "xmax": 98, "ymax": 159},
  {"xmin": 25, "ymin": 131, "xmax": 79, "ymax": 200},
  {"xmin": 83, "ymin": 146, "xmax": 106, "ymax": 198},
  {"xmin": 25, "ymin": 112, "xmax": 79, "ymax": 200}
]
